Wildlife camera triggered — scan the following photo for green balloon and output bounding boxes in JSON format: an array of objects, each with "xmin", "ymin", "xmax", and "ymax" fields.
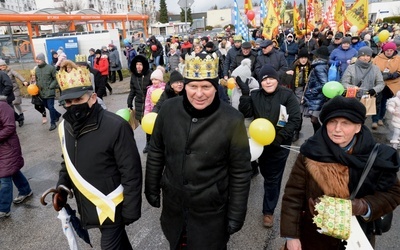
[
  {"xmin": 227, "ymin": 89, "xmax": 233, "ymax": 97},
  {"xmin": 322, "ymin": 81, "xmax": 344, "ymax": 99},
  {"xmin": 116, "ymin": 108, "xmax": 130, "ymax": 122}
]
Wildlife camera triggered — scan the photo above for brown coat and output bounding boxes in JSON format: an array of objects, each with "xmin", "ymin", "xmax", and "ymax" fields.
[
  {"xmin": 281, "ymin": 154, "xmax": 400, "ymax": 250},
  {"xmin": 373, "ymin": 53, "xmax": 400, "ymax": 95}
]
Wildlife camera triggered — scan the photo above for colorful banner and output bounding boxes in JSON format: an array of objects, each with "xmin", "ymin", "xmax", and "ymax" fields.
[
  {"xmin": 334, "ymin": 0, "xmax": 346, "ymax": 33},
  {"xmin": 262, "ymin": 0, "xmax": 280, "ymax": 40},
  {"xmin": 346, "ymin": 0, "xmax": 368, "ymax": 34},
  {"xmin": 293, "ymin": 1, "xmax": 302, "ymax": 35},
  {"xmin": 233, "ymin": 0, "xmax": 249, "ymax": 41}
]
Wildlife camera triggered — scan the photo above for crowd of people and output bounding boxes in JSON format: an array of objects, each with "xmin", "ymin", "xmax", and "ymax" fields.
[{"xmin": 2, "ymin": 21, "xmax": 400, "ymax": 250}]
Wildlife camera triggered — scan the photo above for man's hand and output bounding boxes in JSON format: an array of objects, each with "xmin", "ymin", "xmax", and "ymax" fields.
[
  {"xmin": 286, "ymin": 239, "xmax": 302, "ymax": 250},
  {"xmin": 227, "ymin": 219, "xmax": 244, "ymax": 235}
]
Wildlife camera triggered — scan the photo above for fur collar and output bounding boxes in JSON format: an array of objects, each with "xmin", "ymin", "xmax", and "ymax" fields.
[{"xmin": 306, "ymin": 158, "xmax": 350, "ymax": 198}]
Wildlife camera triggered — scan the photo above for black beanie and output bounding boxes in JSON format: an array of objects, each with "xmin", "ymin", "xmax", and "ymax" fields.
[
  {"xmin": 319, "ymin": 95, "xmax": 366, "ymax": 124},
  {"xmin": 258, "ymin": 64, "xmax": 280, "ymax": 82},
  {"xmin": 169, "ymin": 70, "xmax": 184, "ymax": 84},
  {"xmin": 298, "ymin": 48, "xmax": 309, "ymax": 58},
  {"xmin": 95, "ymin": 49, "xmax": 102, "ymax": 55},
  {"xmin": 205, "ymin": 41, "xmax": 214, "ymax": 48}
]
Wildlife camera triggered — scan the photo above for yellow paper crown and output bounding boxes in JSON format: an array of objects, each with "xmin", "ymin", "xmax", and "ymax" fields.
[
  {"xmin": 184, "ymin": 53, "xmax": 219, "ymax": 80},
  {"xmin": 56, "ymin": 67, "xmax": 92, "ymax": 92},
  {"xmin": 75, "ymin": 54, "xmax": 87, "ymax": 63}
]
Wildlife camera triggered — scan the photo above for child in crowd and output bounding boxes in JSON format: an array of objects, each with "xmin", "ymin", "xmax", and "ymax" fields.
[
  {"xmin": 386, "ymin": 90, "xmax": 400, "ymax": 148},
  {"xmin": 144, "ymin": 69, "xmax": 166, "ymax": 115}
]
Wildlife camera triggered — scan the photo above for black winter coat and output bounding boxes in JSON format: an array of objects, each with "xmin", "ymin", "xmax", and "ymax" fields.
[
  {"xmin": 145, "ymin": 96, "xmax": 252, "ymax": 249},
  {"xmin": 239, "ymin": 86, "xmax": 301, "ymax": 146},
  {"xmin": 0, "ymin": 71, "xmax": 14, "ymax": 104},
  {"xmin": 57, "ymin": 104, "xmax": 142, "ymax": 228},
  {"xmin": 230, "ymin": 50, "xmax": 257, "ymax": 74},
  {"xmin": 127, "ymin": 55, "xmax": 152, "ymax": 121},
  {"xmin": 254, "ymin": 49, "xmax": 288, "ymax": 81},
  {"xmin": 223, "ymin": 46, "xmax": 241, "ymax": 77}
]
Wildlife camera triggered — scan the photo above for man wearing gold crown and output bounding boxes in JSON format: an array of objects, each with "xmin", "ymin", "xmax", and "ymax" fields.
[
  {"xmin": 47, "ymin": 67, "xmax": 143, "ymax": 249},
  {"xmin": 145, "ymin": 53, "xmax": 252, "ymax": 249}
]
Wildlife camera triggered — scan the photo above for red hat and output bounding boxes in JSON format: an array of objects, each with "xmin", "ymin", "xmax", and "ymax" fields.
[
  {"xmin": 382, "ymin": 42, "xmax": 397, "ymax": 52},
  {"xmin": 108, "ymin": 44, "xmax": 115, "ymax": 47}
]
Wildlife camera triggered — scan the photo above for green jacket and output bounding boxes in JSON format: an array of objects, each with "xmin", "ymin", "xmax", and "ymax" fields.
[{"xmin": 35, "ymin": 62, "xmax": 58, "ymax": 98}]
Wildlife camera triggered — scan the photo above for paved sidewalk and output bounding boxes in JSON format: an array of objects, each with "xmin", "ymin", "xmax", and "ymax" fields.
[{"xmin": 108, "ymin": 76, "xmax": 131, "ymax": 95}]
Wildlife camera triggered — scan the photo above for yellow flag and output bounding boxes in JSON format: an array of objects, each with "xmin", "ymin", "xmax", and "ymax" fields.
[
  {"xmin": 293, "ymin": 1, "xmax": 303, "ymax": 36},
  {"xmin": 262, "ymin": 0, "xmax": 280, "ymax": 39},
  {"xmin": 334, "ymin": 0, "xmax": 346, "ymax": 33},
  {"xmin": 306, "ymin": 0, "xmax": 315, "ymax": 32},
  {"xmin": 346, "ymin": 0, "xmax": 368, "ymax": 34}
]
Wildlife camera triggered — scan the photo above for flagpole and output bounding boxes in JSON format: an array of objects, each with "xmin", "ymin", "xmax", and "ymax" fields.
[{"xmin": 304, "ymin": 0, "xmax": 307, "ymax": 34}]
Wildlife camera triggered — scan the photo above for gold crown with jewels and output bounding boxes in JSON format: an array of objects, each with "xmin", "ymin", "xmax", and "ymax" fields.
[
  {"xmin": 56, "ymin": 67, "xmax": 92, "ymax": 92},
  {"xmin": 75, "ymin": 54, "xmax": 87, "ymax": 63},
  {"xmin": 184, "ymin": 53, "xmax": 219, "ymax": 80}
]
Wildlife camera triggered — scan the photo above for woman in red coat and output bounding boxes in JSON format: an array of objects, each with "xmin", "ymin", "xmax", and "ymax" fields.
[{"xmin": 93, "ymin": 49, "xmax": 109, "ymax": 99}]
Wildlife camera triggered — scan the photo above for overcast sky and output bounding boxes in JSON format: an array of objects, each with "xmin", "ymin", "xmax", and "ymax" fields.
[{"xmin": 159, "ymin": 0, "xmax": 235, "ymax": 14}]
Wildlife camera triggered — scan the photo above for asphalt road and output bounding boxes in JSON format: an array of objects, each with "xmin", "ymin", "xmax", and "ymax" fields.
[{"xmin": 1, "ymin": 89, "xmax": 399, "ymax": 250}]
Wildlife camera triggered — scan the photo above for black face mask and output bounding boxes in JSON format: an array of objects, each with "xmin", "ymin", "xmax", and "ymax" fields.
[{"xmin": 65, "ymin": 98, "xmax": 92, "ymax": 124}]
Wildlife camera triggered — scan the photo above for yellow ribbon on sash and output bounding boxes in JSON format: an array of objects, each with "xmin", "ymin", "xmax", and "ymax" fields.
[{"xmin": 58, "ymin": 120, "xmax": 124, "ymax": 225}]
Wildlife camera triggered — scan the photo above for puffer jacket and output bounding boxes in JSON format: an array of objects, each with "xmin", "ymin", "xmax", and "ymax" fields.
[
  {"xmin": 304, "ymin": 59, "xmax": 329, "ymax": 111},
  {"xmin": 127, "ymin": 55, "xmax": 152, "ymax": 121},
  {"xmin": 387, "ymin": 95, "xmax": 400, "ymax": 128},
  {"xmin": 146, "ymin": 96, "xmax": 252, "ymax": 249},
  {"xmin": 0, "ymin": 101, "xmax": 24, "ymax": 178},
  {"xmin": 57, "ymin": 104, "xmax": 142, "ymax": 228},
  {"xmin": 329, "ymin": 46, "xmax": 358, "ymax": 78},
  {"xmin": 35, "ymin": 62, "xmax": 58, "ymax": 99}
]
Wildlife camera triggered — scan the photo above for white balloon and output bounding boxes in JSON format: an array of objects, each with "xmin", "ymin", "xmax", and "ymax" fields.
[
  {"xmin": 249, "ymin": 138, "xmax": 264, "ymax": 161},
  {"xmin": 350, "ymin": 25, "xmax": 358, "ymax": 34}
]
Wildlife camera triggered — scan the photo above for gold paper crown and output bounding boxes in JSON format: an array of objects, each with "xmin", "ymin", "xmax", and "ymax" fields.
[
  {"xmin": 75, "ymin": 54, "xmax": 87, "ymax": 63},
  {"xmin": 56, "ymin": 67, "xmax": 92, "ymax": 92},
  {"xmin": 184, "ymin": 53, "xmax": 219, "ymax": 80}
]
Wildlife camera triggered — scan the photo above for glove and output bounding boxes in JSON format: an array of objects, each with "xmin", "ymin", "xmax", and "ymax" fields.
[
  {"xmin": 235, "ymin": 76, "xmax": 250, "ymax": 96},
  {"xmin": 52, "ymin": 185, "xmax": 72, "ymax": 211},
  {"xmin": 367, "ymin": 89, "xmax": 376, "ymax": 96},
  {"xmin": 351, "ymin": 198, "xmax": 368, "ymax": 216},
  {"xmin": 308, "ymin": 197, "xmax": 321, "ymax": 216},
  {"xmin": 145, "ymin": 193, "xmax": 160, "ymax": 208},
  {"xmin": 227, "ymin": 219, "xmax": 244, "ymax": 235}
]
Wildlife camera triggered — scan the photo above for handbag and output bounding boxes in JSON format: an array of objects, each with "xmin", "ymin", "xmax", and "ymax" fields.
[
  {"xmin": 360, "ymin": 95, "xmax": 376, "ymax": 116},
  {"xmin": 328, "ymin": 64, "xmax": 340, "ymax": 82},
  {"xmin": 350, "ymin": 143, "xmax": 393, "ymax": 235},
  {"xmin": 129, "ymin": 109, "xmax": 139, "ymax": 130}
]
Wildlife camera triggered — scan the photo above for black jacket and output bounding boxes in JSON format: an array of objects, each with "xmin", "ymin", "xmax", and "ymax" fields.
[
  {"xmin": 57, "ymin": 104, "xmax": 142, "ymax": 228},
  {"xmin": 0, "ymin": 71, "xmax": 14, "ymax": 104},
  {"xmin": 127, "ymin": 55, "xmax": 152, "ymax": 121},
  {"xmin": 146, "ymin": 96, "xmax": 252, "ymax": 249},
  {"xmin": 239, "ymin": 86, "xmax": 301, "ymax": 146},
  {"xmin": 254, "ymin": 49, "xmax": 288, "ymax": 81},
  {"xmin": 230, "ymin": 50, "xmax": 257, "ymax": 74}
]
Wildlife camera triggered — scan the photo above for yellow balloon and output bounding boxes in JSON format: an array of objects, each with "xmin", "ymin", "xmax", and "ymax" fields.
[
  {"xmin": 227, "ymin": 77, "xmax": 236, "ymax": 90},
  {"xmin": 249, "ymin": 118, "xmax": 276, "ymax": 146},
  {"xmin": 378, "ymin": 30, "xmax": 390, "ymax": 42},
  {"xmin": 151, "ymin": 89, "xmax": 164, "ymax": 104},
  {"xmin": 141, "ymin": 112, "xmax": 158, "ymax": 134}
]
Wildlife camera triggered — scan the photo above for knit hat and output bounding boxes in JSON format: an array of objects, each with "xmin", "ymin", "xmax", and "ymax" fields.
[
  {"xmin": 95, "ymin": 49, "xmax": 102, "ymax": 55},
  {"xmin": 205, "ymin": 41, "xmax": 214, "ymax": 48},
  {"xmin": 287, "ymin": 33, "xmax": 294, "ymax": 38},
  {"xmin": 231, "ymin": 58, "xmax": 252, "ymax": 83},
  {"xmin": 298, "ymin": 48, "xmax": 309, "ymax": 58},
  {"xmin": 150, "ymin": 69, "xmax": 164, "ymax": 81},
  {"xmin": 57, "ymin": 49, "xmax": 63, "ymax": 54},
  {"xmin": 319, "ymin": 95, "xmax": 366, "ymax": 124},
  {"xmin": 313, "ymin": 46, "xmax": 330, "ymax": 60},
  {"xmin": 233, "ymin": 35, "xmax": 243, "ymax": 42},
  {"xmin": 334, "ymin": 33, "xmax": 343, "ymax": 39},
  {"xmin": 342, "ymin": 37, "xmax": 351, "ymax": 44},
  {"xmin": 169, "ymin": 70, "xmax": 184, "ymax": 84},
  {"xmin": 201, "ymin": 36, "xmax": 209, "ymax": 42},
  {"xmin": 108, "ymin": 43, "xmax": 115, "ymax": 48},
  {"xmin": 357, "ymin": 46, "xmax": 373, "ymax": 57},
  {"xmin": 36, "ymin": 53, "xmax": 46, "ymax": 62},
  {"xmin": 89, "ymin": 48, "xmax": 95, "ymax": 52},
  {"xmin": 363, "ymin": 34, "xmax": 371, "ymax": 41},
  {"xmin": 260, "ymin": 39, "xmax": 273, "ymax": 48},
  {"xmin": 0, "ymin": 59, "xmax": 6, "ymax": 66},
  {"xmin": 258, "ymin": 64, "xmax": 279, "ymax": 82},
  {"xmin": 382, "ymin": 42, "xmax": 397, "ymax": 52},
  {"xmin": 241, "ymin": 41, "xmax": 252, "ymax": 49}
]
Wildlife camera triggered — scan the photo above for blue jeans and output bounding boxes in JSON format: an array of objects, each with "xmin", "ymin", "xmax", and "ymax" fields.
[
  {"xmin": 258, "ymin": 145, "xmax": 290, "ymax": 215},
  {"xmin": 0, "ymin": 171, "xmax": 32, "ymax": 213},
  {"xmin": 42, "ymin": 98, "xmax": 61, "ymax": 125}
]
